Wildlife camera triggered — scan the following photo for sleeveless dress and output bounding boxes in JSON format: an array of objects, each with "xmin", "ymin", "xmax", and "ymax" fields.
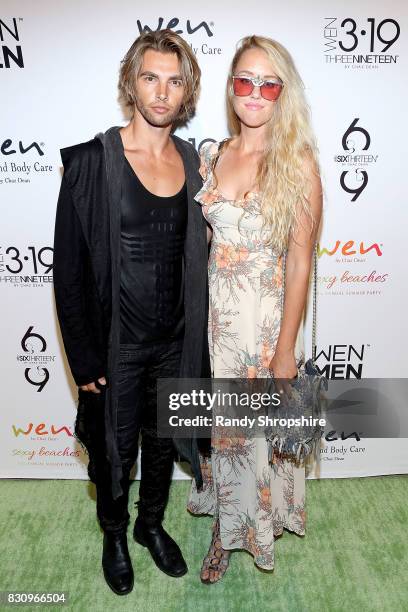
[{"xmin": 187, "ymin": 141, "xmax": 306, "ymax": 570}]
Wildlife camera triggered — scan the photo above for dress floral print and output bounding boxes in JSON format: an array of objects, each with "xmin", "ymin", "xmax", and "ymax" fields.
[{"xmin": 187, "ymin": 141, "xmax": 306, "ymax": 570}]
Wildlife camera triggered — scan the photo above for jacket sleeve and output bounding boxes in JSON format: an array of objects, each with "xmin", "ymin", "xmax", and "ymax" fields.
[{"xmin": 53, "ymin": 174, "xmax": 106, "ymax": 386}]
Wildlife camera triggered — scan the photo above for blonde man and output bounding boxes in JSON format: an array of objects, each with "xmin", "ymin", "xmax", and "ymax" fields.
[{"xmin": 54, "ymin": 30, "xmax": 208, "ymax": 595}]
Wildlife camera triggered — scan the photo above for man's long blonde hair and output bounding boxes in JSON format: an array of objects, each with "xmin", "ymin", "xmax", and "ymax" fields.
[{"xmin": 226, "ymin": 35, "xmax": 319, "ymax": 253}]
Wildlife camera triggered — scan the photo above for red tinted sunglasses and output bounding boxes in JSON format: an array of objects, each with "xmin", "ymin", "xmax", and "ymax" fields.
[{"xmin": 232, "ymin": 75, "xmax": 284, "ymax": 101}]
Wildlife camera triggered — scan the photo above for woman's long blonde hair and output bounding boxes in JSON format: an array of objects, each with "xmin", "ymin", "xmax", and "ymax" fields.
[{"xmin": 226, "ymin": 35, "xmax": 319, "ymax": 253}]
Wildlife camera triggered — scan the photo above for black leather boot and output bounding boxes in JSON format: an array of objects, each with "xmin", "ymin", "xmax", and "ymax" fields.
[
  {"xmin": 133, "ymin": 517, "xmax": 187, "ymax": 577},
  {"xmin": 102, "ymin": 532, "xmax": 134, "ymax": 595}
]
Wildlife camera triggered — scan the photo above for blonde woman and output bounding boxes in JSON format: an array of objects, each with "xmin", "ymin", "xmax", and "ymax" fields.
[{"xmin": 188, "ymin": 35, "xmax": 322, "ymax": 583}]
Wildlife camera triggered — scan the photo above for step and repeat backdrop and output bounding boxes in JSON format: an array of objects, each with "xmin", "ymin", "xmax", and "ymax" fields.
[{"xmin": 1, "ymin": 0, "xmax": 407, "ymax": 481}]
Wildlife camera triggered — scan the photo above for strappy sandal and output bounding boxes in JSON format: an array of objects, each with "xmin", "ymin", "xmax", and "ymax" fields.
[{"xmin": 200, "ymin": 520, "xmax": 231, "ymax": 584}]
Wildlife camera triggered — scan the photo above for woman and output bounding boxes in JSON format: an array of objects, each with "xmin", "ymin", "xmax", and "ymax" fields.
[{"xmin": 188, "ymin": 35, "xmax": 323, "ymax": 583}]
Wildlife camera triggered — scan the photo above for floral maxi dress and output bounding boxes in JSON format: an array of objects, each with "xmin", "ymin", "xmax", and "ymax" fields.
[{"xmin": 187, "ymin": 141, "xmax": 307, "ymax": 570}]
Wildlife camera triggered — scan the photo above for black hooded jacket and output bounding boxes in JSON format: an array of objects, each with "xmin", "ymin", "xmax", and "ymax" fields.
[{"xmin": 53, "ymin": 126, "xmax": 209, "ymax": 499}]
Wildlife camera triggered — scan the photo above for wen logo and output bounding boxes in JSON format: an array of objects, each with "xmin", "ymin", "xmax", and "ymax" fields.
[
  {"xmin": 12, "ymin": 423, "xmax": 73, "ymax": 437},
  {"xmin": 318, "ymin": 241, "xmax": 382, "ymax": 257},
  {"xmin": 137, "ymin": 17, "xmax": 213, "ymax": 37},
  {"xmin": 0, "ymin": 18, "xmax": 24, "ymax": 68},
  {"xmin": 1, "ymin": 138, "xmax": 44, "ymax": 157},
  {"xmin": 325, "ymin": 430, "xmax": 361, "ymax": 441},
  {"xmin": 315, "ymin": 344, "xmax": 366, "ymax": 379}
]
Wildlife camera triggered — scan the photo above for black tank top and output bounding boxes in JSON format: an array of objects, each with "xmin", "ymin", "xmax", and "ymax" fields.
[{"xmin": 119, "ymin": 156, "xmax": 187, "ymax": 344}]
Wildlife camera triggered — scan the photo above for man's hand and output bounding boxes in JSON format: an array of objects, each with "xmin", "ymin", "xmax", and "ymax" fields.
[{"xmin": 79, "ymin": 377, "xmax": 106, "ymax": 394}]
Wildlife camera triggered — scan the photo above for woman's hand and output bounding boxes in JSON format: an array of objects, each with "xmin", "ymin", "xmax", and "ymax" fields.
[{"xmin": 268, "ymin": 349, "xmax": 298, "ymax": 397}]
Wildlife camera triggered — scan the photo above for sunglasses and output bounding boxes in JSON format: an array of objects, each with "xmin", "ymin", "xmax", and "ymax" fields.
[{"xmin": 232, "ymin": 75, "xmax": 284, "ymax": 101}]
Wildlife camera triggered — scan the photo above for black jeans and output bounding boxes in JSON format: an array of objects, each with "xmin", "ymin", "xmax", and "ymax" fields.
[{"xmin": 94, "ymin": 339, "xmax": 183, "ymax": 534}]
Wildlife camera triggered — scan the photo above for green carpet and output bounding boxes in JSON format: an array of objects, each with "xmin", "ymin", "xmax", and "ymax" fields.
[{"xmin": 0, "ymin": 476, "xmax": 407, "ymax": 612}]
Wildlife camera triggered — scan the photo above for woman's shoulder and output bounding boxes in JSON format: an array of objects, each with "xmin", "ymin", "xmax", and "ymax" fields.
[
  {"xmin": 199, "ymin": 140, "xmax": 221, "ymax": 161},
  {"xmin": 198, "ymin": 139, "xmax": 230, "ymax": 180},
  {"xmin": 197, "ymin": 141, "xmax": 218, "ymax": 180}
]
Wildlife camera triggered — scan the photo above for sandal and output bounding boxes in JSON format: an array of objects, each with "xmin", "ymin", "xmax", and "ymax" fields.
[{"xmin": 200, "ymin": 520, "xmax": 231, "ymax": 584}]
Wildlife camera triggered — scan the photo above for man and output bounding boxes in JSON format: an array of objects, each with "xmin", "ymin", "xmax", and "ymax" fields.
[{"xmin": 53, "ymin": 30, "xmax": 209, "ymax": 595}]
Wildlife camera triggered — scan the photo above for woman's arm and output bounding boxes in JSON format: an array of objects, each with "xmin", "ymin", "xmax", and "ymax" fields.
[
  {"xmin": 269, "ymin": 157, "xmax": 323, "ymax": 379},
  {"xmin": 207, "ymin": 224, "xmax": 213, "ymax": 244}
]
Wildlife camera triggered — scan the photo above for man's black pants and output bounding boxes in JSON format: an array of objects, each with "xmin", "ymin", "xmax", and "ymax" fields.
[{"xmin": 93, "ymin": 339, "xmax": 183, "ymax": 534}]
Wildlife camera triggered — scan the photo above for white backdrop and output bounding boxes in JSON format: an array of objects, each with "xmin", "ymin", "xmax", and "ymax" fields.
[{"xmin": 1, "ymin": 0, "xmax": 407, "ymax": 481}]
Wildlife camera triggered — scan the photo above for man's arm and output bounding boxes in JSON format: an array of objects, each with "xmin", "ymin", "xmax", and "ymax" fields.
[{"xmin": 53, "ymin": 174, "xmax": 106, "ymax": 392}]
